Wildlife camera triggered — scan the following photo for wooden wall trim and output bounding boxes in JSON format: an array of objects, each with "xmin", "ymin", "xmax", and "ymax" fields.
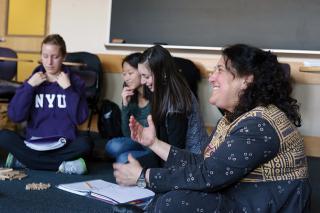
[
  {"xmin": 0, "ymin": 0, "xmax": 7, "ymax": 37},
  {"xmin": 97, "ymin": 54, "xmax": 320, "ymax": 84},
  {"xmin": 97, "ymin": 53, "xmax": 215, "ymax": 77},
  {"xmin": 304, "ymin": 136, "xmax": 320, "ymax": 157},
  {"xmin": 98, "ymin": 54, "xmax": 124, "ymax": 73},
  {"xmin": 288, "ymin": 61, "xmax": 320, "ymax": 85}
]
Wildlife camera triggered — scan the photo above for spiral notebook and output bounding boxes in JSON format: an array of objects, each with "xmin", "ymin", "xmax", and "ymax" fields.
[{"xmin": 57, "ymin": 179, "xmax": 155, "ymax": 205}]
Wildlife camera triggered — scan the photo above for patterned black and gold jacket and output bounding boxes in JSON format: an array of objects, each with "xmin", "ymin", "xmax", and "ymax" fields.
[{"xmin": 204, "ymin": 105, "xmax": 308, "ymax": 182}]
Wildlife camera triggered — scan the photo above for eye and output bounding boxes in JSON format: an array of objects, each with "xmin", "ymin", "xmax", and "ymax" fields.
[
  {"xmin": 215, "ymin": 65, "xmax": 226, "ymax": 74},
  {"xmin": 217, "ymin": 68, "xmax": 224, "ymax": 73},
  {"xmin": 210, "ymin": 66, "xmax": 224, "ymax": 75}
]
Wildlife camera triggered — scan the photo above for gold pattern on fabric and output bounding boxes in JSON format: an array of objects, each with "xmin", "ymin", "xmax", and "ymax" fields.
[
  {"xmin": 204, "ymin": 105, "xmax": 308, "ymax": 182},
  {"xmin": 203, "ymin": 117, "xmax": 230, "ymax": 159}
]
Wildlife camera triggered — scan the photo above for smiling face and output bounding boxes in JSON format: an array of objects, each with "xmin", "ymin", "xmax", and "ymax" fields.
[
  {"xmin": 138, "ymin": 62, "xmax": 154, "ymax": 92},
  {"xmin": 208, "ymin": 57, "xmax": 250, "ymax": 112},
  {"xmin": 41, "ymin": 44, "xmax": 64, "ymax": 75},
  {"xmin": 122, "ymin": 62, "xmax": 141, "ymax": 90}
]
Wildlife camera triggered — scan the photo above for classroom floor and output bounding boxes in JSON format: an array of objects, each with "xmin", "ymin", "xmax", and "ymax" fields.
[
  {"xmin": 0, "ymin": 130, "xmax": 319, "ymax": 213},
  {"xmin": 1, "ymin": 157, "xmax": 319, "ymax": 213},
  {"xmin": 0, "ymin": 159, "xmax": 115, "ymax": 213},
  {"xmin": 0, "ymin": 131, "xmax": 115, "ymax": 213}
]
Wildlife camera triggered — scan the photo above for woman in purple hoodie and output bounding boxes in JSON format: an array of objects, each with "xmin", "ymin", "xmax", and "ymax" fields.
[{"xmin": 0, "ymin": 34, "xmax": 92, "ymax": 174}]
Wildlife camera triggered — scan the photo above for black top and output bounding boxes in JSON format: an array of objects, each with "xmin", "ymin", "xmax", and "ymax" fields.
[{"xmin": 147, "ymin": 106, "xmax": 311, "ymax": 212}]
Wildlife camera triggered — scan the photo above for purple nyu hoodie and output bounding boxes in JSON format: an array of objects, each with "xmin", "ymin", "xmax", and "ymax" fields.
[{"xmin": 8, "ymin": 65, "xmax": 88, "ymax": 141}]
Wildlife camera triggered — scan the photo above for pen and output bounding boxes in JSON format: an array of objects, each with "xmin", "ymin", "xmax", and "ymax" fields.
[
  {"xmin": 85, "ymin": 182, "xmax": 93, "ymax": 189},
  {"xmin": 142, "ymin": 198, "xmax": 154, "ymax": 210}
]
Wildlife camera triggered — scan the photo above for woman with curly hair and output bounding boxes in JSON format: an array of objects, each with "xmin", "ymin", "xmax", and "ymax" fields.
[{"xmin": 113, "ymin": 44, "xmax": 311, "ymax": 212}]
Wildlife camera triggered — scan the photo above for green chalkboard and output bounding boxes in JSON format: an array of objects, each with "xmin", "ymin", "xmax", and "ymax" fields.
[{"xmin": 109, "ymin": 0, "xmax": 320, "ymax": 51}]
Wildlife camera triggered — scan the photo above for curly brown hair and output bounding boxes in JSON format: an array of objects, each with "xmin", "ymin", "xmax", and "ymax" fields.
[{"xmin": 222, "ymin": 44, "xmax": 301, "ymax": 127}]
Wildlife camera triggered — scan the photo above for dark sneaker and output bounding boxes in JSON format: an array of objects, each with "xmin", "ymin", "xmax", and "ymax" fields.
[
  {"xmin": 58, "ymin": 158, "xmax": 87, "ymax": 175},
  {"xmin": 5, "ymin": 153, "xmax": 26, "ymax": 169}
]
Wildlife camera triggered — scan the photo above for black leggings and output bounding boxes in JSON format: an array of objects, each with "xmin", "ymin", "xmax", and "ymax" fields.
[{"xmin": 0, "ymin": 129, "xmax": 93, "ymax": 170}]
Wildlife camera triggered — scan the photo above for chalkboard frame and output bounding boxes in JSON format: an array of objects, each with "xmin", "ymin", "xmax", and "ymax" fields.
[{"xmin": 105, "ymin": 0, "xmax": 320, "ymax": 55}]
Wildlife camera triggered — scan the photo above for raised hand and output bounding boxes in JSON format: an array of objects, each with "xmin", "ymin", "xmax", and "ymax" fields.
[
  {"xmin": 130, "ymin": 115, "xmax": 171, "ymax": 161},
  {"xmin": 27, "ymin": 71, "xmax": 47, "ymax": 87},
  {"xmin": 129, "ymin": 115, "xmax": 157, "ymax": 148},
  {"xmin": 121, "ymin": 86, "xmax": 134, "ymax": 106},
  {"xmin": 113, "ymin": 154, "xmax": 143, "ymax": 186},
  {"xmin": 56, "ymin": 72, "xmax": 71, "ymax": 89}
]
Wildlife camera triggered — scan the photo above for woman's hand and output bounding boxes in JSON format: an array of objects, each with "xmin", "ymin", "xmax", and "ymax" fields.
[
  {"xmin": 130, "ymin": 115, "xmax": 157, "ymax": 148},
  {"xmin": 27, "ymin": 72, "xmax": 47, "ymax": 87},
  {"xmin": 56, "ymin": 72, "xmax": 71, "ymax": 89},
  {"xmin": 113, "ymin": 154, "xmax": 143, "ymax": 186},
  {"xmin": 121, "ymin": 86, "xmax": 134, "ymax": 106},
  {"xmin": 130, "ymin": 115, "xmax": 172, "ymax": 162}
]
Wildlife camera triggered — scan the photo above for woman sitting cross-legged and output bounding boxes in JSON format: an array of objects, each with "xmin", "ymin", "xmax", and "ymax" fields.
[
  {"xmin": 113, "ymin": 44, "xmax": 311, "ymax": 212},
  {"xmin": 0, "ymin": 34, "xmax": 92, "ymax": 174},
  {"xmin": 105, "ymin": 52, "xmax": 152, "ymax": 164}
]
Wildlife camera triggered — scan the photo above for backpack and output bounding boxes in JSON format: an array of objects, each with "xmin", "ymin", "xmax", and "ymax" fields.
[
  {"xmin": 174, "ymin": 57, "xmax": 201, "ymax": 99},
  {"xmin": 98, "ymin": 99, "xmax": 123, "ymax": 139}
]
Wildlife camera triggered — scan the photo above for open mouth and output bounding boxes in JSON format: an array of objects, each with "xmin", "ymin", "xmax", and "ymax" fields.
[{"xmin": 212, "ymin": 85, "xmax": 220, "ymax": 90}]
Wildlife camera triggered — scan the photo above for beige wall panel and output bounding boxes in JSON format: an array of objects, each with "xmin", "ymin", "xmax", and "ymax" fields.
[
  {"xmin": 304, "ymin": 136, "xmax": 320, "ymax": 157},
  {"xmin": 1, "ymin": 37, "xmax": 42, "ymax": 52},
  {"xmin": 97, "ymin": 54, "xmax": 320, "ymax": 85},
  {"xmin": 98, "ymin": 54, "xmax": 124, "ymax": 73},
  {"xmin": 17, "ymin": 53, "xmax": 40, "ymax": 81},
  {"xmin": 0, "ymin": 0, "xmax": 50, "ymax": 53},
  {"xmin": 0, "ymin": 0, "xmax": 6, "ymax": 37}
]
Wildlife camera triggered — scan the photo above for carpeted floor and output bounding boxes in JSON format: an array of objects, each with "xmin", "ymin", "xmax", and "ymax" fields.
[
  {"xmin": 0, "ymin": 140, "xmax": 319, "ymax": 213},
  {"xmin": 0, "ymin": 160, "xmax": 115, "ymax": 213}
]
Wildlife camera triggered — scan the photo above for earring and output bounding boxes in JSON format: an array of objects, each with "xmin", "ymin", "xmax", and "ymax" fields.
[{"xmin": 162, "ymin": 72, "xmax": 167, "ymax": 84}]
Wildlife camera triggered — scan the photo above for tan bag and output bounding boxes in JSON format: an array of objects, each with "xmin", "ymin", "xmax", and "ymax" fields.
[{"xmin": 0, "ymin": 104, "xmax": 16, "ymax": 130}]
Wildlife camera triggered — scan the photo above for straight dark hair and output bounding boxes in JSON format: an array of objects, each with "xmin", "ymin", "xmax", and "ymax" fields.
[
  {"xmin": 122, "ymin": 52, "xmax": 151, "ymax": 104},
  {"xmin": 139, "ymin": 45, "xmax": 192, "ymax": 124}
]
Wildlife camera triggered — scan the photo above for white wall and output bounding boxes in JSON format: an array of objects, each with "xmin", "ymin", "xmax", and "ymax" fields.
[
  {"xmin": 50, "ymin": 0, "xmax": 110, "ymax": 53},
  {"xmin": 50, "ymin": 0, "xmax": 319, "ymax": 136}
]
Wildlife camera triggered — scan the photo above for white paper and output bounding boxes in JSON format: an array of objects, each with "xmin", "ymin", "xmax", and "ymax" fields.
[
  {"xmin": 57, "ymin": 179, "xmax": 155, "ymax": 204},
  {"xmin": 24, "ymin": 136, "xmax": 67, "ymax": 151}
]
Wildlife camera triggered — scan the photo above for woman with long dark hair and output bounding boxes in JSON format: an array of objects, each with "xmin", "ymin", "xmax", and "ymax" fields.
[{"xmin": 138, "ymin": 45, "xmax": 207, "ymax": 156}]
